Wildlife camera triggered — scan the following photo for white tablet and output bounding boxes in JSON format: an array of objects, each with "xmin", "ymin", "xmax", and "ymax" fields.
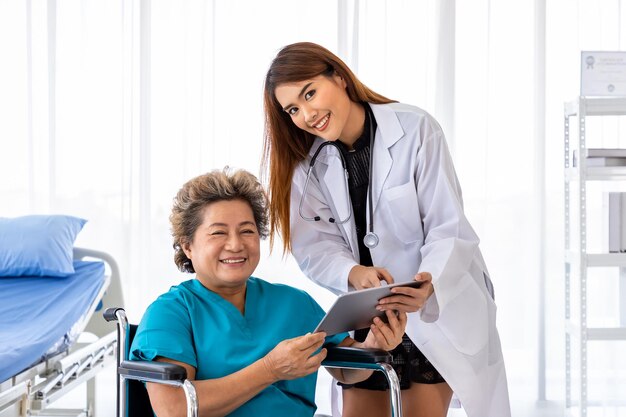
[{"xmin": 314, "ymin": 281, "xmax": 423, "ymax": 335}]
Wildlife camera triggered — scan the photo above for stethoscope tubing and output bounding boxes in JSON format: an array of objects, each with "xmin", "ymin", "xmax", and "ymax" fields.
[
  {"xmin": 298, "ymin": 107, "xmax": 379, "ymax": 248},
  {"xmin": 298, "ymin": 155, "xmax": 352, "ymax": 224}
]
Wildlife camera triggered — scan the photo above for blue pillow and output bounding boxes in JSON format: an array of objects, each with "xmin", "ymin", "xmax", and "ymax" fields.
[{"xmin": 0, "ymin": 215, "xmax": 87, "ymax": 277}]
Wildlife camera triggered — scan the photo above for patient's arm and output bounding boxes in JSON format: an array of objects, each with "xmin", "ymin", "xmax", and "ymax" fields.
[
  {"xmin": 147, "ymin": 332, "xmax": 327, "ymax": 417},
  {"xmin": 326, "ymin": 309, "xmax": 407, "ymax": 384}
]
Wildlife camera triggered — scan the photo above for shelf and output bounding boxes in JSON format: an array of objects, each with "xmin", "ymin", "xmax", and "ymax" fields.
[
  {"xmin": 565, "ymin": 251, "xmax": 626, "ymax": 267},
  {"xmin": 565, "ymin": 96, "xmax": 626, "ymax": 116},
  {"xmin": 566, "ymin": 400, "xmax": 626, "ymax": 408},
  {"xmin": 564, "ymin": 95, "xmax": 626, "ymax": 417},
  {"xmin": 565, "ymin": 166, "xmax": 626, "ymax": 181},
  {"xmin": 566, "ymin": 320, "xmax": 626, "ymax": 341}
]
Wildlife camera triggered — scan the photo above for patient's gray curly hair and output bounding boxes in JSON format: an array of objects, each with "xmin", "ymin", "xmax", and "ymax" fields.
[{"xmin": 170, "ymin": 167, "xmax": 269, "ymax": 273}]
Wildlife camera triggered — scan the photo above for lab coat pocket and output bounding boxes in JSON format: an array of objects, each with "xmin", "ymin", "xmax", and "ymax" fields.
[
  {"xmin": 437, "ymin": 276, "xmax": 488, "ymax": 356},
  {"xmin": 382, "ymin": 181, "xmax": 422, "ymax": 244}
]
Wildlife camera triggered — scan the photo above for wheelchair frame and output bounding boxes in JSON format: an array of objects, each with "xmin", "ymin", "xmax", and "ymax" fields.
[{"xmin": 104, "ymin": 307, "xmax": 403, "ymax": 417}]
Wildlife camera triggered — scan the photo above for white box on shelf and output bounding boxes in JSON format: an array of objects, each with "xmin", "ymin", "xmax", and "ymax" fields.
[
  {"xmin": 586, "ymin": 148, "xmax": 626, "ymax": 158},
  {"xmin": 609, "ymin": 192, "xmax": 626, "ymax": 252},
  {"xmin": 572, "ymin": 149, "xmax": 626, "ymax": 167},
  {"xmin": 587, "ymin": 157, "xmax": 626, "ymax": 167}
]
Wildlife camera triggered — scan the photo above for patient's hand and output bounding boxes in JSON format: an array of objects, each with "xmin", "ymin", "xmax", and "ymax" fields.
[
  {"xmin": 361, "ymin": 309, "xmax": 407, "ymax": 351},
  {"xmin": 262, "ymin": 332, "xmax": 327, "ymax": 381}
]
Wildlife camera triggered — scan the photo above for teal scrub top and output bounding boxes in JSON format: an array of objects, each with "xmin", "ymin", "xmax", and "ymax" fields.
[{"xmin": 130, "ymin": 277, "xmax": 347, "ymax": 417}]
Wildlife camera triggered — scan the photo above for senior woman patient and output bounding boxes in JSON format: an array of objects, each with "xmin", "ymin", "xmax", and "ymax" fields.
[{"xmin": 130, "ymin": 167, "xmax": 407, "ymax": 417}]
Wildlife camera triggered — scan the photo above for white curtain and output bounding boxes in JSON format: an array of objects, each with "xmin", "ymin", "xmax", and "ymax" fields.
[{"xmin": 2, "ymin": 0, "xmax": 626, "ymax": 415}]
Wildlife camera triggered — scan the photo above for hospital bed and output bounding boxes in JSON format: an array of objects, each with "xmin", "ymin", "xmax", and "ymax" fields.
[{"xmin": 0, "ymin": 248, "xmax": 123, "ymax": 417}]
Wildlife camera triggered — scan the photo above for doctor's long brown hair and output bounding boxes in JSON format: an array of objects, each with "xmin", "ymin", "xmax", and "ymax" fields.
[{"xmin": 261, "ymin": 42, "xmax": 394, "ymax": 253}]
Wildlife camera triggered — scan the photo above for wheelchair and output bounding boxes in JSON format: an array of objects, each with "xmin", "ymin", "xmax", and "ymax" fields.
[{"xmin": 104, "ymin": 307, "xmax": 403, "ymax": 417}]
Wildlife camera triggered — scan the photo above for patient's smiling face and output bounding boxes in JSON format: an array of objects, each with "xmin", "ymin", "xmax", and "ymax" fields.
[{"xmin": 182, "ymin": 199, "xmax": 260, "ymax": 293}]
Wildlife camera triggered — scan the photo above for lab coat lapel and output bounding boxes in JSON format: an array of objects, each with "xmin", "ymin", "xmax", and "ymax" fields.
[{"xmin": 369, "ymin": 104, "xmax": 404, "ymax": 212}]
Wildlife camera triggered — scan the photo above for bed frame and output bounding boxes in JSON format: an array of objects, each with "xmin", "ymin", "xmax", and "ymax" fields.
[{"xmin": 0, "ymin": 248, "xmax": 124, "ymax": 417}]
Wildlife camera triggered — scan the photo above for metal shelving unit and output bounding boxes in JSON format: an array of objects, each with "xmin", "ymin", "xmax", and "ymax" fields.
[{"xmin": 564, "ymin": 96, "xmax": 626, "ymax": 417}]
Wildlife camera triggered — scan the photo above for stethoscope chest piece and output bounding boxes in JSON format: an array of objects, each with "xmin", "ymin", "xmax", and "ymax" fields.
[{"xmin": 363, "ymin": 231, "xmax": 379, "ymax": 249}]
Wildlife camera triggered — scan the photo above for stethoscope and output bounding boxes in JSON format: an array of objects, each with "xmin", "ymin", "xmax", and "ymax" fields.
[{"xmin": 298, "ymin": 110, "xmax": 379, "ymax": 249}]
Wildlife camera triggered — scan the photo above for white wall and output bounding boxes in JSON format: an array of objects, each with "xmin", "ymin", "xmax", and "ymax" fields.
[{"xmin": 2, "ymin": 0, "xmax": 626, "ymax": 415}]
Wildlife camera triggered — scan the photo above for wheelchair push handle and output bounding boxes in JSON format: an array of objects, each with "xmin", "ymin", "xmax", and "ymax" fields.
[{"xmin": 103, "ymin": 307, "xmax": 125, "ymax": 322}]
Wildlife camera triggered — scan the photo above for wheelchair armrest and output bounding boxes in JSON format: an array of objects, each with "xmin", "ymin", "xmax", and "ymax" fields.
[
  {"xmin": 323, "ymin": 346, "xmax": 392, "ymax": 366},
  {"xmin": 119, "ymin": 360, "xmax": 187, "ymax": 382}
]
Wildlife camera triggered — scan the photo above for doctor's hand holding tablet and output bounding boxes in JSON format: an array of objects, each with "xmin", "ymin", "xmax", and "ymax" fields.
[
  {"xmin": 348, "ymin": 264, "xmax": 435, "ymax": 313},
  {"xmin": 377, "ymin": 272, "xmax": 434, "ymax": 314}
]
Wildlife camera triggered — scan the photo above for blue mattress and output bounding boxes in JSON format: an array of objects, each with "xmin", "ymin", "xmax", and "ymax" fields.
[{"xmin": 0, "ymin": 260, "xmax": 106, "ymax": 383}]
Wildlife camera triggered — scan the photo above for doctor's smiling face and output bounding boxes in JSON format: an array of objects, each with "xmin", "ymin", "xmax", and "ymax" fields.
[
  {"xmin": 182, "ymin": 199, "xmax": 261, "ymax": 292},
  {"xmin": 274, "ymin": 73, "xmax": 365, "ymax": 147}
]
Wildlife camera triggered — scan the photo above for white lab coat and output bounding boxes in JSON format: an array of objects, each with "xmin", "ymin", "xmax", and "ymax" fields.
[{"xmin": 290, "ymin": 102, "xmax": 511, "ymax": 417}]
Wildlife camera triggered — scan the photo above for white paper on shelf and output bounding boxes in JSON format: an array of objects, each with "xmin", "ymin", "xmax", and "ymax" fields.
[{"xmin": 581, "ymin": 51, "xmax": 626, "ymax": 97}]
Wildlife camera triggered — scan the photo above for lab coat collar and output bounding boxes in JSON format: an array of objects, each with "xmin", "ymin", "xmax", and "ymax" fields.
[
  {"xmin": 369, "ymin": 103, "xmax": 404, "ymax": 148},
  {"xmin": 369, "ymin": 103, "xmax": 404, "ymax": 213}
]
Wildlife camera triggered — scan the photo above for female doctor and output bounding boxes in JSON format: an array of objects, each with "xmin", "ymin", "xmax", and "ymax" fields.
[{"xmin": 261, "ymin": 42, "xmax": 510, "ymax": 417}]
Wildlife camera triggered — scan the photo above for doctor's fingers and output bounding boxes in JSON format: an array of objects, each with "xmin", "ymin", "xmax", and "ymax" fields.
[
  {"xmin": 375, "ymin": 268, "xmax": 394, "ymax": 285},
  {"xmin": 353, "ymin": 275, "xmax": 381, "ymax": 290},
  {"xmin": 349, "ymin": 266, "xmax": 393, "ymax": 289},
  {"xmin": 351, "ymin": 266, "xmax": 394, "ymax": 287},
  {"xmin": 389, "ymin": 283, "xmax": 434, "ymax": 301},
  {"xmin": 393, "ymin": 281, "xmax": 435, "ymax": 305},
  {"xmin": 359, "ymin": 268, "xmax": 392, "ymax": 289},
  {"xmin": 414, "ymin": 271, "xmax": 433, "ymax": 283},
  {"xmin": 377, "ymin": 294, "xmax": 424, "ymax": 313}
]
